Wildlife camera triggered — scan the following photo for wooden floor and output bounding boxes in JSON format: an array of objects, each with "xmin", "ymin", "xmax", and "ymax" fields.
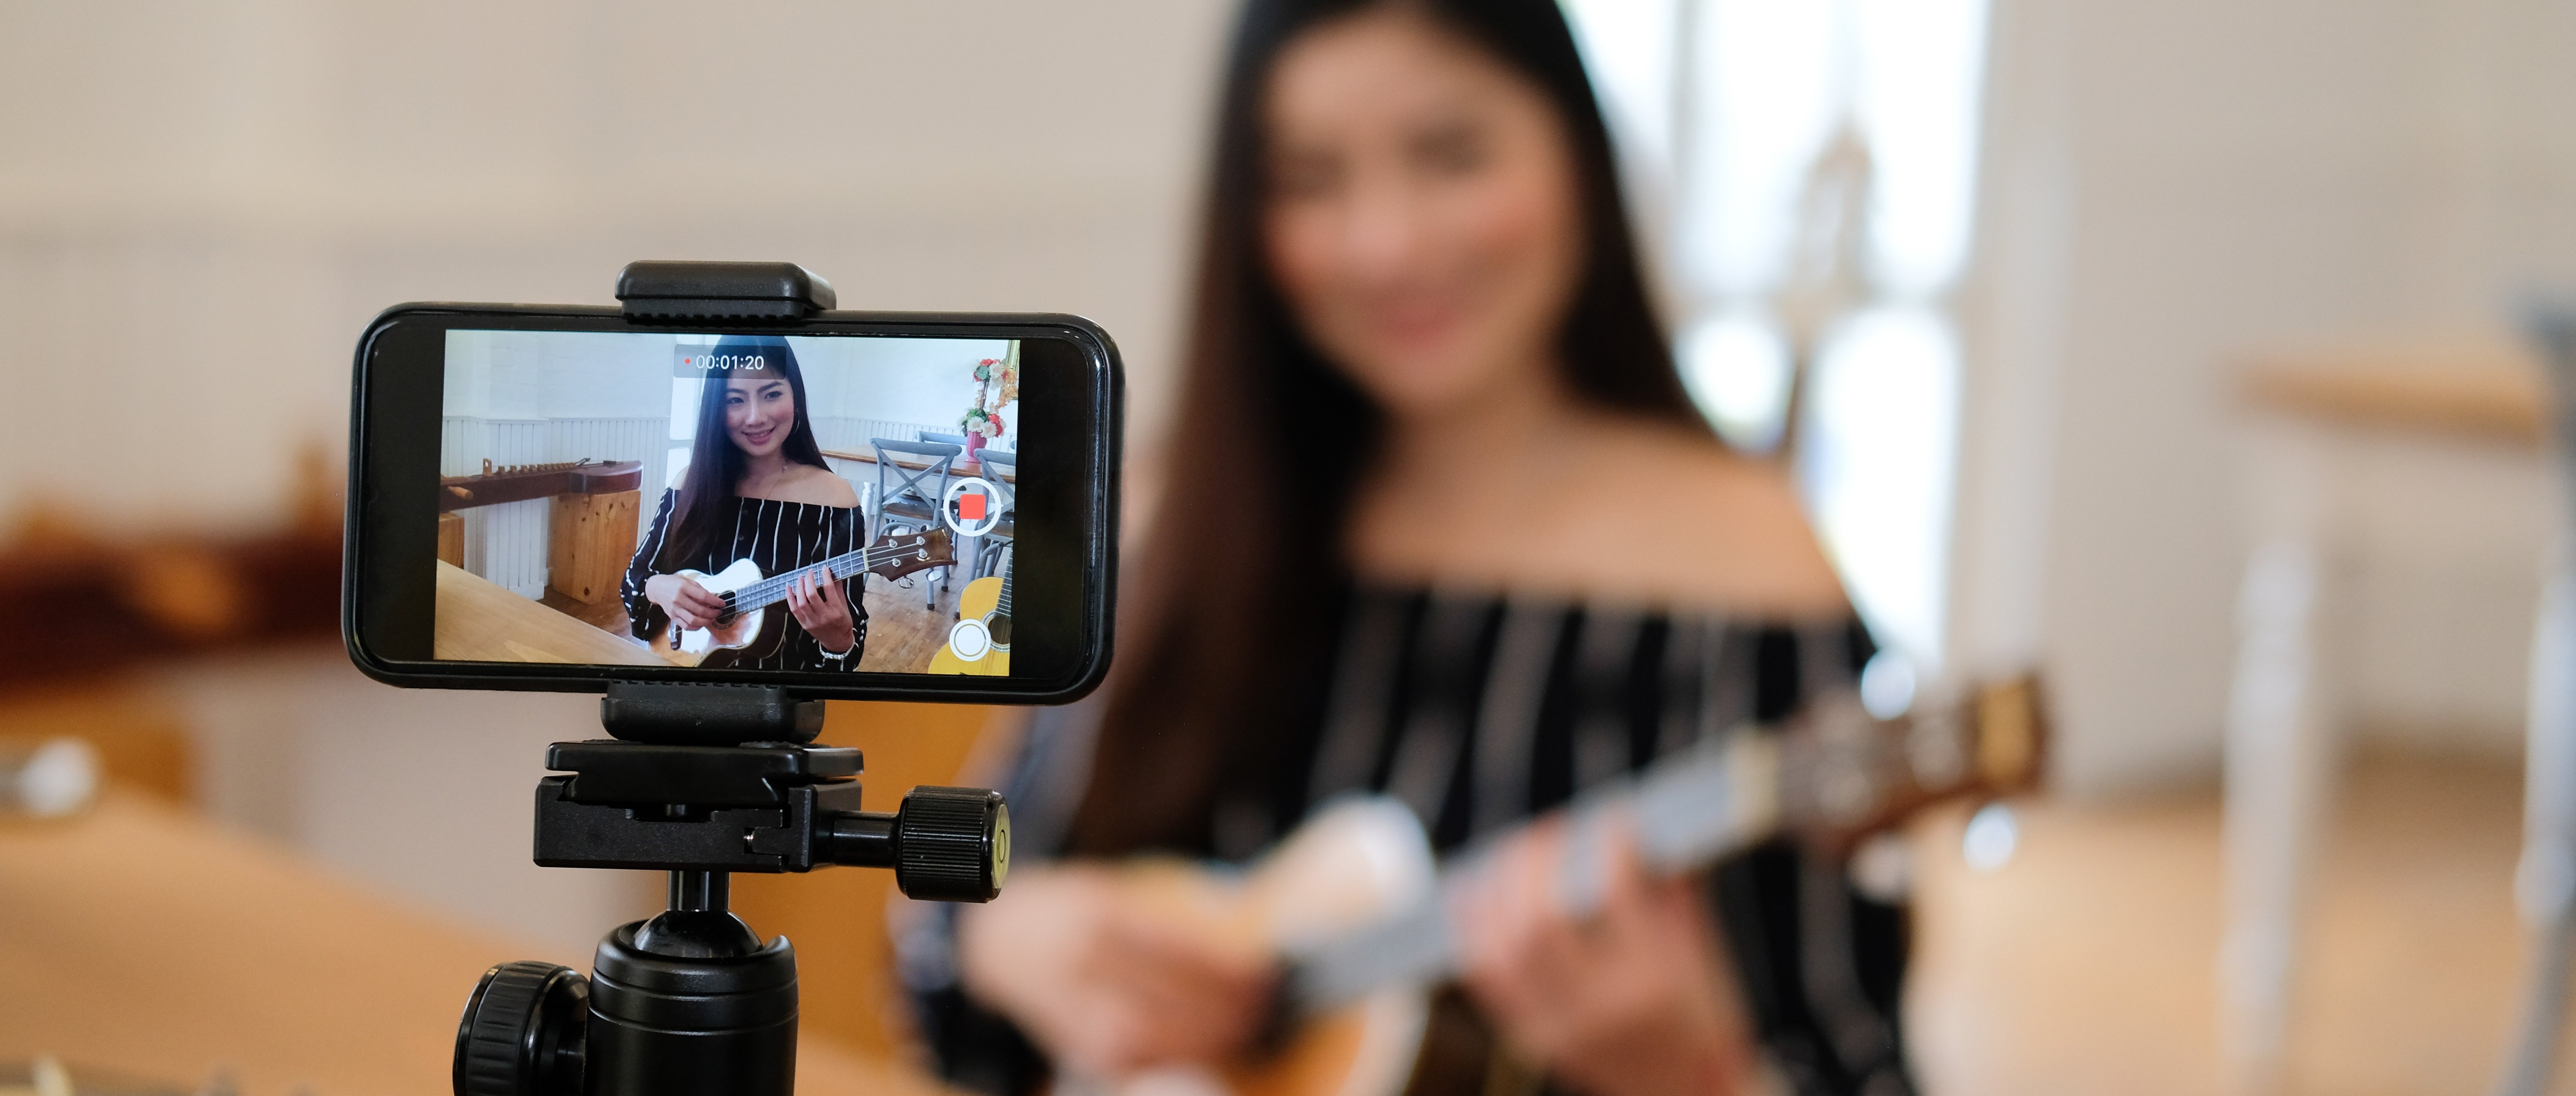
[
  {"xmin": 856, "ymin": 571, "xmax": 966, "ymax": 673},
  {"xmin": 1910, "ymin": 748, "xmax": 2554, "ymax": 1095}
]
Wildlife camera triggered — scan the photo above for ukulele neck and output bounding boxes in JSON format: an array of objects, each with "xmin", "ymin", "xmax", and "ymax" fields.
[
  {"xmin": 724, "ymin": 542, "xmax": 906, "ymax": 614},
  {"xmin": 1285, "ymin": 682, "xmax": 2036, "ymax": 1013}
]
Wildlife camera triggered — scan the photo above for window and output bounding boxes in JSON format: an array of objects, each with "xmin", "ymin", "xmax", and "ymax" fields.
[{"xmin": 1565, "ymin": 0, "xmax": 1991, "ymax": 670}]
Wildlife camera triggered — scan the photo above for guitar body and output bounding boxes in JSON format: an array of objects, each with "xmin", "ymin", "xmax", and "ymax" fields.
[
  {"xmin": 647, "ymin": 532, "xmax": 954, "ymax": 668},
  {"xmin": 929, "ymin": 573, "xmax": 1012, "ymax": 676},
  {"xmin": 1097, "ymin": 799, "xmax": 1439, "ymax": 1096},
  {"xmin": 650, "ymin": 557, "xmax": 786, "ymax": 669}
]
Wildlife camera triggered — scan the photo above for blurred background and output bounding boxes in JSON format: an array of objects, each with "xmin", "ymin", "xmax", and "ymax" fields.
[{"xmin": 3, "ymin": 1, "xmax": 2574, "ymax": 1093}]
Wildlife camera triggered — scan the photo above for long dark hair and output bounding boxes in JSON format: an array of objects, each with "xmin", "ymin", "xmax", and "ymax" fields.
[
  {"xmin": 661, "ymin": 335, "xmax": 830, "ymax": 569},
  {"xmin": 1064, "ymin": 0, "xmax": 1708, "ymax": 856}
]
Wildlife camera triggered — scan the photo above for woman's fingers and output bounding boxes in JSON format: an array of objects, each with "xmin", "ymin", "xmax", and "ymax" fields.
[
  {"xmin": 1084, "ymin": 911, "xmax": 1273, "ymax": 1064},
  {"xmin": 958, "ymin": 865, "xmax": 1266, "ymax": 1077},
  {"xmin": 683, "ymin": 586, "xmax": 728, "ymax": 628},
  {"xmin": 789, "ymin": 569, "xmax": 837, "ymax": 633},
  {"xmin": 667, "ymin": 577, "xmax": 727, "ymax": 628},
  {"xmin": 1449, "ymin": 811, "xmax": 1756, "ymax": 1095},
  {"xmin": 1456, "ymin": 819, "xmax": 1567, "ymax": 987},
  {"xmin": 785, "ymin": 568, "xmax": 851, "ymax": 640}
]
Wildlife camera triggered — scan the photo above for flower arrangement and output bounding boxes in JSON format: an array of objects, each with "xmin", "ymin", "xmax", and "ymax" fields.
[{"xmin": 961, "ymin": 356, "xmax": 1018, "ymax": 441}]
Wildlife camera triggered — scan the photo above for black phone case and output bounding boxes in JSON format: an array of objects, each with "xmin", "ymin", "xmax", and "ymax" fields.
[{"xmin": 342, "ymin": 301, "xmax": 1121, "ymax": 705}]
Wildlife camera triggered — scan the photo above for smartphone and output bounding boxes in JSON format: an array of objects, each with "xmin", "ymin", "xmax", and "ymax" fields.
[{"xmin": 343, "ymin": 304, "xmax": 1120, "ymax": 703}]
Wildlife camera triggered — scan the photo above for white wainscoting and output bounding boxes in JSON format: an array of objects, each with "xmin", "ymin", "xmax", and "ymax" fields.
[
  {"xmin": 442, "ymin": 416, "xmax": 668, "ymax": 600},
  {"xmin": 814, "ymin": 416, "xmax": 950, "ymax": 455}
]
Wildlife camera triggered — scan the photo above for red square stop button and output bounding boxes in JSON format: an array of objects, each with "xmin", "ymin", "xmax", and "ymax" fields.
[{"xmin": 958, "ymin": 493, "xmax": 987, "ymax": 521}]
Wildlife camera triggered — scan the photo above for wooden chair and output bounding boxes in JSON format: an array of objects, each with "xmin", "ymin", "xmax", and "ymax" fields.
[
  {"xmin": 870, "ymin": 438, "xmax": 963, "ymax": 607},
  {"xmin": 968, "ymin": 449, "xmax": 1016, "ymax": 583}
]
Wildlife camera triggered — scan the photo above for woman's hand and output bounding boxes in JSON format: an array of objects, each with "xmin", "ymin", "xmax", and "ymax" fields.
[
  {"xmin": 784, "ymin": 565, "xmax": 856, "ymax": 654},
  {"xmin": 644, "ymin": 573, "xmax": 729, "ymax": 630},
  {"xmin": 1452, "ymin": 815, "xmax": 1759, "ymax": 1096},
  {"xmin": 957, "ymin": 863, "xmax": 1275, "ymax": 1079}
]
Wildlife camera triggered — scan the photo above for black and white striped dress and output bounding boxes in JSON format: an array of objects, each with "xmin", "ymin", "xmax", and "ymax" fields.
[
  {"xmin": 620, "ymin": 489, "xmax": 869, "ymax": 672},
  {"xmin": 908, "ymin": 585, "xmax": 1913, "ymax": 1096}
]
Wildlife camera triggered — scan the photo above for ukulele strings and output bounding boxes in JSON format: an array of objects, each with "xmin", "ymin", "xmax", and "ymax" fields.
[{"xmin": 721, "ymin": 539, "xmax": 928, "ymax": 610}]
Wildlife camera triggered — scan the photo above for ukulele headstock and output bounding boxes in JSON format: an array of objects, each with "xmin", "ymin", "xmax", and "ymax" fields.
[
  {"xmin": 864, "ymin": 530, "xmax": 954, "ymax": 581},
  {"xmin": 1776, "ymin": 673, "xmax": 2048, "ymax": 850}
]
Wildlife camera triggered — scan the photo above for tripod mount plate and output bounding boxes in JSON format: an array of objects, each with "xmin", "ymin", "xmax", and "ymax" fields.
[
  {"xmin": 534, "ymin": 737, "xmax": 1007, "ymax": 900},
  {"xmin": 551, "ymin": 740, "xmax": 860, "ymax": 807}
]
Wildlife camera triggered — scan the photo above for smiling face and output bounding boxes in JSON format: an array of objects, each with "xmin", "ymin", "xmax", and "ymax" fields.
[
  {"xmin": 723, "ymin": 371, "xmax": 796, "ymax": 458},
  {"xmin": 1260, "ymin": 8, "xmax": 1588, "ymax": 419}
]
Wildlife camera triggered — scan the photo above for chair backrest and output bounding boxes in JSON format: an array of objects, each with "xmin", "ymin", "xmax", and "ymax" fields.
[
  {"xmin": 918, "ymin": 430, "xmax": 970, "ymax": 451},
  {"xmin": 973, "ymin": 449, "xmax": 1017, "ymax": 515},
  {"xmin": 869, "ymin": 438, "xmax": 963, "ymax": 523}
]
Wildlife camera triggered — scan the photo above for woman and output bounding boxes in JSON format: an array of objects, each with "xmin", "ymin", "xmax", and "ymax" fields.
[
  {"xmin": 623, "ymin": 335, "xmax": 869, "ymax": 672},
  {"xmin": 908, "ymin": 3, "xmax": 1911, "ymax": 1094}
]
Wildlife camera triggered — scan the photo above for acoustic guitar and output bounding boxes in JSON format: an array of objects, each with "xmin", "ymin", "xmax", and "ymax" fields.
[
  {"xmin": 927, "ymin": 557, "xmax": 1012, "ymax": 676},
  {"xmin": 1090, "ymin": 676, "xmax": 2049, "ymax": 1096},
  {"xmin": 650, "ymin": 530, "xmax": 952, "ymax": 668}
]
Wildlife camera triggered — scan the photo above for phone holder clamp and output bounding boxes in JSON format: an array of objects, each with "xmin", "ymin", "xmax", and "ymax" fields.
[{"xmin": 614, "ymin": 260, "xmax": 836, "ymax": 322}]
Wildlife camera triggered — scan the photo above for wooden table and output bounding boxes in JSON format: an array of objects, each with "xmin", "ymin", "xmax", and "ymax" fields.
[
  {"xmin": 819, "ymin": 450, "xmax": 1015, "ymax": 484},
  {"xmin": 0, "ymin": 793, "xmax": 952, "ymax": 1096},
  {"xmin": 2221, "ymin": 342, "xmax": 2549, "ymax": 1084},
  {"xmin": 432, "ymin": 560, "xmax": 673, "ymax": 666}
]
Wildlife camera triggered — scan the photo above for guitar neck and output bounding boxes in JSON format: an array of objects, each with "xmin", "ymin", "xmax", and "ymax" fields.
[
  {"xmin": 1287, "ymin": 682, "xmax": 2038, "ymax": 1012},
  {"xmin": 725, "ymin": 544, "xmax": 903, "ymax": 613},
  {"xmin": 1286, "ymin": 731, "xmax": 1780, "ymax": 1011}
]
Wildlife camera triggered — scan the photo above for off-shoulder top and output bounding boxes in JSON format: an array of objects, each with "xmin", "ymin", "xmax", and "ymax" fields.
[{"xmin": 620, "ymin": 489, "xmax": 870, "ymax": 673}]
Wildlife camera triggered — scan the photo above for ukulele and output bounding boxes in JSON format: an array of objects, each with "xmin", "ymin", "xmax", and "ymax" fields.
[
  {"xmin": 650, "ymin": 530, "xmax": 953, "ymax": 668},
  {"xmin": 1091, "ymin": 676, "xmax": 2049, "ymax": 1096},
  {"xmin": 927, "ymin": 557, "xmax": 1011, "ymax": 676}
]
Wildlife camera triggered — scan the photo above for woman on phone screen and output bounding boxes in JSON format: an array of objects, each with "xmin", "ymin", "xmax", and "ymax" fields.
[
  {"xmin": 904, "ymin": 3, "xmax": 1911, "ymax": 1093},
  {"xmin": 622, "ymin": 335, "xmax": 868, "ymax": 672}
]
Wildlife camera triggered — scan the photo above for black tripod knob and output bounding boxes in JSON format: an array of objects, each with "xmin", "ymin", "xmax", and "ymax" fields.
[
  {"xmin": 455, "ymin": 960, "xmax": 587, "ymax": 1096},
  {"xmin": 819, "ymin": 785, "xmax": 1010, "ymax": 902},
  {"xmin": 896, "ymin": 785, "xmax": 1010, "ymax": 902}
]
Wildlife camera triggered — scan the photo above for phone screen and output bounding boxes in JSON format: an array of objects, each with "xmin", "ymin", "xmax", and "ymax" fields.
[{"xmin": 433, "ymin": 329, "xmax": 1033, "ymax": 678}]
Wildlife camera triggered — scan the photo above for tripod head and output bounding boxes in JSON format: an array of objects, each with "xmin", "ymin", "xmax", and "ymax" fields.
[
  {"xmin": 536, "ymin": 682, "xmax": 1007, "ymax": 900},
  {"xmin": 454, "ymin": 682, "xmax": 1010, "ymax": 1096}
]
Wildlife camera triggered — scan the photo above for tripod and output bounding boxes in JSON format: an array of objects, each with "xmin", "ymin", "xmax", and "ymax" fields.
[{"xmin": 452, "ymin": 682, "xmax": 1009, "ymax": 1096}]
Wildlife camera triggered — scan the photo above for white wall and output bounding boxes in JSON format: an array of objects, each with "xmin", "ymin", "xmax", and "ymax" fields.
[
  {"xmin": 796, "ymin": 336, "xmax": 1019, "ymax": 451},
  {"xmin": 1959, "ymin": 0, "xmax": 2576, "ymax": 792},
  {"xmin": 0, "ymin": 0, "xmax": 1230, "ymax": 533},
  {"xmin": 0, "ymin": 1, "xmax": 1232, "ymax": 944}
]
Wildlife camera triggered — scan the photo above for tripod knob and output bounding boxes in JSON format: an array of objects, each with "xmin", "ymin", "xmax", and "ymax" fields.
[
  {"xmin": 895, "ymin": 785, "xmax": 1010, "ymax": 902},
  {"xmin": 455, "ymin": 960, "xmax": 587, "ymax": 1096}
]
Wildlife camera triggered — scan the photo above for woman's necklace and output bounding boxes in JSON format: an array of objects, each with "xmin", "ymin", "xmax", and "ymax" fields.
[{"xmin": 738, "ymin": 455, "xmax": 792, "ymax": 499}]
